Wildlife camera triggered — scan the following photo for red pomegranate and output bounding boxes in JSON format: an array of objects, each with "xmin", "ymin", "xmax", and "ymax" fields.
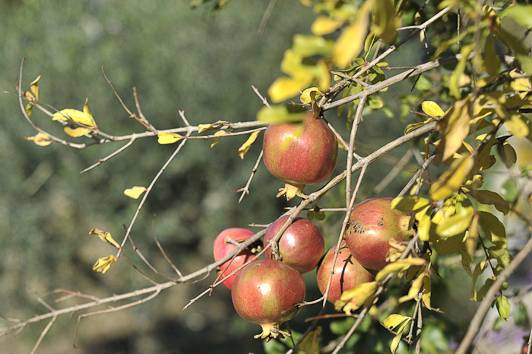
[
  {"xmin": 262, "ymin": 112, "xmax": 337, "ymax": 187},
  {"xmin": 344, "ymin": 198, "xmax": 411, "ymax": 270},
  {"xmin": 317, "ymin": 246, "xmax": 374, "ymax": 304},
  {"xmin": 263, "ymin": 215, "xmax": 324, "ymax": 273},
  {"xmin": 213, "ymin": 228, "xmax": 255, "ymax": 289},
  {"xmin": 231, "ymin": 259, "xmax": 306, "ymax": 339}
]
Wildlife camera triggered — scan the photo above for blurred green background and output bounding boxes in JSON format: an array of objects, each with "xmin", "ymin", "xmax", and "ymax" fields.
[{"xmin": 0, "ymin": 1, "xmax": 530, "ymax": 353}]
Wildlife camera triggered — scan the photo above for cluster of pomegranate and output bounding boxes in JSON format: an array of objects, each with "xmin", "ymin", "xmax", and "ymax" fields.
[{"xmin": 211, "ymin": 112, "xmax": 411, "ymax": 339}]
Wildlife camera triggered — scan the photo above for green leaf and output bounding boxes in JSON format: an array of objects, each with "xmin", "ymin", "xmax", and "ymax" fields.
[
  {"xmin": 421, "ymin": 101, "xmax": 445, "ymax": 118},
  {"xmin": 501, "ymin": 178, "xmax": 518, "ymax": 202},
  {"xmin": 496, "ymin": 141, "xmax": 517, "ymax": 169},
  {"xmin": 299, "ymin": 326, "xmax": 321, "ymax": 354},
  {"xmin": 371, "ymin": 0, "xmax": 398, "ymax": 44},
  {"xmin": 496, "ymin": 295, "xmax": 511, "ymax": 321},
  {"xmin": 502, "ymin": 5, "xmax": 532, "ymax": 28},
  {"xmin": 471, "ymin": 190, "xmax": 509, "ymax": 214}
]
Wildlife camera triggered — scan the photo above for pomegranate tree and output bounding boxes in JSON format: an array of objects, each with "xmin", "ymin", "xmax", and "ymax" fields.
[
  {"xmin": 231, "ymin": 259, "xmax": 305, "ymax": 339},
  {"xmin": 344, "ymin": 198, "xmax": 411, "ymax": 270},
  {"xmin": 317, "ymin": 246, "xmax": 374, "ymax": 304},
  {"xmin": 262, "ymin": 111, "xmax": 337, "ymax": 198},
  {"xmin": 213, "ymin": 228, "xmax": 255, "ymax": 289},
  {"xmin": 263, "ymin": 215, "xmax": 324, "ymax": 273}
]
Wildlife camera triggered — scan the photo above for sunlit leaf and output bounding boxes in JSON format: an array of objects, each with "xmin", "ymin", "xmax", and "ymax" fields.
[
  {"xmin": 399, "ymin": 271, "xmax": 426, "ymax": 303},
  {"xmin": 436, "ymin": 205, "xmax": 474, "ymax": 238},
  {"xmin": 293, "ymin": 34, "xmax": 334, "ymax": 57},
  {"xmin": 157, "ymin": 132, "xmax": 184, "ymax": 144},
  {"xmin": 376, "ymin": 258, "xmax": 426, "ymax": 282},
  {"xmin": 24, "ymin": 75, "xmax": 41, "ymax": 115},
  {"xmin": 26, "ymin": 132, "xmax": 53, "ymax": 147},
  {"xmin": 430, "ymin": 154, "xmax": 473, "ymax": 201},
  {"xmin": 268, "ymin": 76, "xmax": 311, "ymax": 103},
  {"xmin": 371, "ymin": 0, "xmax": 398, "ymax": 44},
  {"xmin": 501, "ymin": 5, "xmax": 532, "ymax": 28},
  {"xmin": 449, "ymin": 44, "xmax": 473, "ymax": 98},
  {"xmin": 64, "ymin": 127, "xmax": 92, "ymax": 137},
  {"xmin": 257, "ymin": 105, "xmax": 306, "ymax": 124},
  {"xmin": 505, "ymin": 115, "xmax": 529, "ymax": 138},
  {"xmin": 88, "ymin": 228, "xmax": 121, "ymax": 249},
  {"xmin": 332, "ymin": 1, "xmax": 372, "ymax": 68},
  {"xmin": 383, "ymin": 314, "xmax": 411, "ymax": 332},
  {"xmin": 496, "ymin": 295, "xmax": 511, "ymax": 321},
  {"xmin": 421, "ymin": 101, "xmax": 445, "ymax": 118},
  {"xmin": 52, "ymin": 108, "xmax": 97, "ymax": 127},
  {"xmin": 311, "ymin": 16, "xmax": 343, "ymax": 35},
  {"xmin": 123, "ymin": 186, "xmax": 147, "ymax": 199},
  {"xmin": 335, "ymin": 281, "xmax": 378, "ymax": 314},
  {"xmin": 210, "ymin": 130, "xmax": 228, "ymax": 148},
  {"xmin": 237, "ymin": 131, "xmax": 260, "ymax": 159},
  {"xmin": 92, "ymin": 255, "xmax": 117, "ymax": 274},
  {"xmin": 300, "ymin": 87, "xmax": 322, "ymax": 104},
  {"xmin": 438, "ymin": 98, "xmax": 471, "ymax": 161}
]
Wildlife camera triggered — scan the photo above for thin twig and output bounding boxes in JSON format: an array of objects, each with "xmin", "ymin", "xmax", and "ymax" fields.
[
  {"xmin": 456, "ymin": 236, "xmax": 532, "ymax": 354},
  {"xmin": 116, "ymin": 129, "xmax": 191, "ymax": 259},
  {"xmin": 237, "ymin": 150, "xmax": 264, "ymax": 203},
  {"xmin": 81, "ymin": 136, "xmax": 137, "ymax": 174},
  {"xmin": 374, "ymin": 149, "xmax": 413, "ymax": 193}
]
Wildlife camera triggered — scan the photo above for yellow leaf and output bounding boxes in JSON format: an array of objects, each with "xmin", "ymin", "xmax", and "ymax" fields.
[
  {"xmin": 421, "ymin": 101, "xmax": 445, "ymax": 118},
  {"xmin": 430, "ymin": 154, "xmax": 473, "ymax": 201},
  {"xmin": 210, "ymin": 130, "xmax": 228, "ymax": 148},
  {"xmin": 317, "ymin": 60, "xmax": 331, "ymax": 91},
  {"xmin": 335, "ymin": 281, "xmax": 378, "ymax": 314},
  {"xmin": 332, "ymin": 1, "xmax": 372, "ymax": 68},
  {"xmin": 52, "ymin": 108, "xmax": 96, "ymax": 127},
  {"xmin": 421, "ymin": 275, "xmax": 434, "ymax": 310},
  {"xmin": 376, "ymin": 258, "xmax": 426, "ymax": 282},
  {"xmin": 157, "ymin": 132, "xmax": 184, "ymax": 144},
  {"xmin": 510, "ymin": 77, "xmax": 531, "ymax": 93},
  {"xmin": 123, "ymin": 186, "xmax": 147, "ymax": 199},
  {"xmin": 435, "ymin": 205, "xmax": 474, "ymax": 238},
  {"xmin": 311, "ymin": 16, "xmax": 343, "ymax": 35},
  {"xmin": 92, "ymin": 255, "xmax": 117, "ymax": 274},
  {"xmin": 371, "ymin": 0, "xmax": 398, "ymax": 44},
  {"xmin": 64, "ymin": 127, "xmax": 92, "ymax": 137},
  {"xmin": 25, "ymin": 75, "xmax": 41, "ymax": 102},
  {"xmin": 268, "ymin": 76, "xmax": 311, "ymax": 103},
  {"xmin": 399, "ymin": 271, "xmax": 426, "ymax": 303},
  {"xmin": 449, "ymin": 44, "xmax": 473, "ymax": 98},
  {"xmin": 505, "ymin": 115, "xmax": 529, "ymax": 138},
  {"xmin": 26, "ymin": 132, "xmax": 53, "ymax": 147},
  {"xmin": 257, "ymin": 105, "xmax": 306, "ymax": 124},
  {"xmin": 300, "ymin": 87, "xmax": 322, "ymax": 104},
  {"xmin": 88, "ymin": 228, "xmax": 121, "ymax": 249},
  {"xmin": 382, "ymin": 314, "xmax": 411, "ymax": 331},
  {"xmin": 237, "ymin": 131, "xmax": 260, "ymax": 159},
  {"xmin": 415, "ymin": 207, "xmax": 432, "ymax": 241},
  {"xmin": 439, "ymin": 99, "xmax": 471, "ymax": 161},
  {"xmin": 390, "ymin": 333, "xmax": 402, "ymax": 354},
  {"xmin": 198, "ymin": 123, "xmax": 215, "ymax": 133}
]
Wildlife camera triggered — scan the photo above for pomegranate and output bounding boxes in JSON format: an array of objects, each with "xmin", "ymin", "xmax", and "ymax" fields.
[
  {"xmin": 344, "ymin": 198, "xmax": 411, "ymax": 270},
  {"xmin": 213, "ymin": 228, "xmax": 255, "ymax": 289},
  {"xmin": 262, "ymin": 112, "xmax": 337, "ymax": 198},
  {"xmin": 317, "ymin": 246, "xmax": 374, "ymax": 304},
  {"xmin": 263, "ymin": 215, "xmax": 324, "ymax": 273},
  {"xmin": 231, "ymin": 259, "xmax": 305, "ymax": 339}
]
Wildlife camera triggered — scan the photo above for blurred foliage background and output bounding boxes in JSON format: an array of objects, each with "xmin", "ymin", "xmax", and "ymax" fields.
[{"xmin": 0, "ymin": 0, "xmax": 530, "ymax": 353}]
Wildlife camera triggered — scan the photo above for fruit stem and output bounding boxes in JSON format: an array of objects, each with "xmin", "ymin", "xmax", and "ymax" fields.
[{"xmin": 254, "ymin": 322, "xmax": 289, "ymax": 340}]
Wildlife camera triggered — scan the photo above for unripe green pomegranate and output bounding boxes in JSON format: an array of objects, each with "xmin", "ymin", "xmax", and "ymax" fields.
[{"xmin": 344, "ymin": 198, "xmax": 411, "ymax": 270}]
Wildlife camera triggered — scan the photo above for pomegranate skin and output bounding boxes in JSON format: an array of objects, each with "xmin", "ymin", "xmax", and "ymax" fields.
[
  {"xmin": 231, "ymin": 259, "xmax": 305, "ymax": 328},
  {"xmin": 263, "ymin": 215, "xmax": 324, "ymax": 273},
  {"xmin": 317, "ymin": 247, "xmax": 374, "ymax": 304},
  {"xmin": 213, "ymin": 228, "xmax": 255, "ymax": 289},
  {"xmin": 344, "ymin": 198, "xmax": 410, "ymax": 271},
  {"xmin": 262, "ymin": 112, "xmax": 337, "ymax": 185}
]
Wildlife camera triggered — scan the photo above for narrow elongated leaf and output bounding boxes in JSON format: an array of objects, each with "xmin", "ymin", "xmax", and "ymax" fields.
[{"xmin": 430, "ymin": 154, "xmax": 474, "ymax": 201}]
